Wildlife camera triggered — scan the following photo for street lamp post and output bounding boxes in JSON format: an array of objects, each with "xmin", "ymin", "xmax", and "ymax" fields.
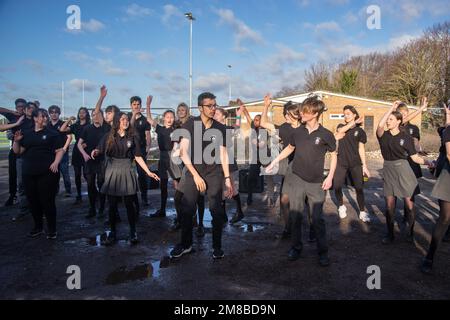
[
  {"xmin": 228, "ymin": 64, "xmax": 232, "ymax": 105},
  {"xmin": 185, "ymin": 12, "xmax": 195, "ymax": 112}
]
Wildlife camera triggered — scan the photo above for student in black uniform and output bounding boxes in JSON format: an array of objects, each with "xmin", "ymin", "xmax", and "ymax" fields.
[
  {"xmin": 60, "ymin": 107, "xmax": 91, "ymax": 204},
  {"xmin": 266, "ymin": 97, "xmax": 336, "ymax": 266},
  {"xmin": 214, "ymin": 107, "xmax": 244, "ymax": 224},
  {"xmin": 0, "ymin": 115, "xmax": 24, "ymax": 131},
  {"xmin": 170, "ymin": 92, "xmax": 233, "ymax": 259},
  {"xmin": 129, "ymin": 96, "xmax": 152, "ymax": 207},
  {"xmin": 92, "ymin": 112, "xmax": 159, "ymax": 245},
  {"xmin": 260, "ymin": 96, "xmax": 303, "ymax": 239},
  {"xmin": 12, "ymin": 108, "xmax": 65, "ymax": 239},
  {"xmin": 239, "ymin": 106, "xmax": 268, "ymax": 206},
  {"xmin": 376, "ymin": 101, "xmax": 433, "ymax": 244},
  {"xmin": 47, "ymin": 105, "xmax": 72, "ymax": 196},
  {"xmin": 146, "ymin": 96, "xmax": 180, "ymax": 218},
  {"xmin": 333, "ymin": 105, "xmax": 371, "ymax": 222},
  {"xmin": 396, "ymin": 98, "xmax": 428, "ymax": 221},
  {"xmin": 421, "ymin": 106, "xmax": 450, "ymax": 273},
  {"xmin": 1, "ymin": 99, "xmax": 27, "ymax": 207},
  {"xmin": 78, "ymin": 109, "xmax": 110, "ymax": 218}
]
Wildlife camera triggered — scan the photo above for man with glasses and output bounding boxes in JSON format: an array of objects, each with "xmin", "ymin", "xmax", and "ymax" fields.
[
  {"xmin": 170, "ymin": 92, "xmax": 233, "ymax": 260},
  {"xmin": 47, "ymin": 105, "xmax": 72, "ymax": 197}
]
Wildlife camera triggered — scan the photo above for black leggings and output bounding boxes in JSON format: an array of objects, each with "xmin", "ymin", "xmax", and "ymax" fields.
[
  {"xmin": 86, "ymin": 171, "xmax": 105, "ymax": 211},
  {"xmin": 23, "ymin": 172, "xmax": 59, "ymax": 233},
  {"xmin": 8, "ymin": 149, "xmax": 17, "ymax": 197},
  {"xmin": 73, "ymin": 164, "xmax": 87, "ymax": 198},
  {"xmin": 385, "ymin": 196, "xmax": 415, "ymax": 238},
  {"xmin": 160, "ymin": 178, "xmax": 169, "ymax": 211},
  {"xmin": 426, "ymin": 200, "xmax": 450, "ymax": 261},
  {"xmin": 333, "ymin": 164, "xmax": 365, "ymax": 211},
  {"xmin": 174, "ymin": 190, "xmax": 205, "ymax": 225},
  {"xmin": 108, "ymin": 195, "xmax": 137, "ymax": 234}
]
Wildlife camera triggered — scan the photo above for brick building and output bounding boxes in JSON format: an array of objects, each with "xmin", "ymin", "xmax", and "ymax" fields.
[{"xmin": 226, "ymin": 90, "xmax": 421, "ymax": 137}]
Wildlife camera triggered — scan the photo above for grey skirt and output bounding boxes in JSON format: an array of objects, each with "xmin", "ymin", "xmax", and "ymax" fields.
[
  {"xmin": 159, "ymin": 151, "xmax": 182, "ymax": 180},
  {"xmin": 101, "ymin": 158, "xmax": 139, "ymax": 196},
  {"xmin": 382, "ymin": 159, "xmax": 418, "ymax": 198},
  {"xmin": 432, "ymin": 165, "xmax": 450, "ymax": 202}
]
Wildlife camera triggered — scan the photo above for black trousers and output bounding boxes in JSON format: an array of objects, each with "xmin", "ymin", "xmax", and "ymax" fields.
[
  {"xmin": 8, "ymin": 149, "xmax": 17, "ymax": 197},
  {"xmin": 333, "ymin": 163, "xmax": 365, "ymax": 211},
  {"xmin": 86, "ymin": 162, "xmax": 105, "ymax": 211},
  {"xmin": 247, "ymin": 164, "xmax": 261, "ymax": 199},
  {"xmin": 73, "ymin": 164, "xmax": 87, "ymax": 198},
  {"xmin": 136, "ymin": 150, "xmax": 148, "ymax": 198},
  {"xmin": 179, "ymin": 170, "xmax": 224, "ymax": 250},
  {"xmin": 23, "ymin": 172, "xmax": 59, "ymax": 233}
]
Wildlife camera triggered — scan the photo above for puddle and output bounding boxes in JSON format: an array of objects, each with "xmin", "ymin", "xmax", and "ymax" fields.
[
  {"xmin": 87, "ymin": 231, "xmax": 110, "ymax": 247},
  {"xmin": 105, "ymin": 257, "xmax": 170, "ymax": 285},
  {"xmin": 239, "ymin": 224, "xmax": 265, "ymax": 233}
]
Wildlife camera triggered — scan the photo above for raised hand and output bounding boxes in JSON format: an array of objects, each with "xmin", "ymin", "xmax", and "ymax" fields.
[
  {"xmin": 264, "ymin": 93, "xmax": 272, "ymax": 108},
  {"xmin": 420, "ymin": 96, "xmax": 428, "ymax": 110},
  {"xmin": 100, "ymin": 85, "xmax": 107, "ymax": 98},
  {"xmin": 146, "ymin": 95, "xmax": 153, "ymax": 107}
]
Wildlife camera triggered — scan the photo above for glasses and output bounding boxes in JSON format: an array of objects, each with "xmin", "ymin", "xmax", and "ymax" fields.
[{"xmin": 202, "ymin": 104, "xmax": 218, "ymax": 110}]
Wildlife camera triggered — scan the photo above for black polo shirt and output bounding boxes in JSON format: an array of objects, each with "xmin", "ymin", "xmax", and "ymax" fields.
[
  {"xmin": 288, "ymin": 124, "xmax": 336, "ymax": 183},
  {"xmin": 80, "ymin": 123, "xmax": 111, "ymax": 162},
  {"xmin": 336, "ymin": 124, "xmax": 367, "ymax": 167},
  {"xmin": 18, "ymin": 117, "xmax": 34, "ymax": 134},
  {"xmin": 129, "ymin": 113, "xmax": 151, "ymax": 150},
  {"xmin": 277, "ymin": 122, "xmax": 297, "ymax": 163},
  {"xmin": 155, "ymin": 124, "xmax": 174, "ymax": 152},
  {"xmin": 68, "ymin": 122, "xmax": 90, "ymax": 143},
  {"xmin": 402, "ymin": 123, "xmax": 420, "ymax": 140},
  {"xmin": 181, "ymin": 116, "xmax": 227, "ymax": 174},
  {"xmin": 19, "ymin": 127, "xmax": 65, "ymax": 175},
  {"xmin": 377, "ymin": 130, "xmax": 416, "ymax": 161},
  {"xmin": 99, "ymin": 134, "xmax": 142, "ymax": 159}
]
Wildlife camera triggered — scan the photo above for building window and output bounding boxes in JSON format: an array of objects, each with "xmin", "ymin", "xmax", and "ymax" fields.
[
  {"xmin": 329, "ymin": 114, "xmax": 344, "ymax": 120},
  {"xmin": 364, "ymin": 115, "xmax": 374, "ymax": 134}
]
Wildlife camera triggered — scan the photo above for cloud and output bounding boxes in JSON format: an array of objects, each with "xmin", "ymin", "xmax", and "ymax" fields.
[
  {"xmin": 261, "ymin": 44, "xmax": 306, "ymax": 76},
  {"xmin": 214, "ymin": 8, "xmax": 264, "ymax": 52},
  {"xmin": 122, "ymin": 50, "xmax": 153, "ymax": 63},
  {"xmin": 65, "ymin": 51, "xmax": 128, "ymax": 76},
  {"xmin": 305, "ymin": 21, "xmax": 342, "ymax": 34},
  {"xmin": 96, "ymin": 46, "xmax": 112, "ymax": 53},
  {"xmin": 162, "ymin": 4, "xmax": 184, "ymax": 25},
  {"xmin": 82, "ymin": 19, "xmax": 105, "ymax": 32},
  {"xmin": 125, "ymin": 3, "xmax": 153, "ymax": 18},
  {"xmin": 68, "ymin": 79, "xmax": 97, "ymax": 92},
  {"xmin": 195, "ymin": 73, "xmax": 229, "ymax": 93},
  {"xmin": 22, "ymin": 60, "xmax": 45, "ymax": 74},
  {"xmin": 373, "ymin": 0, "xmax": 450, "ymax": 21}
]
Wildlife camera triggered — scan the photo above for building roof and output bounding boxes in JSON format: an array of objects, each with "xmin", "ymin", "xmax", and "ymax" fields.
[{"xmin": 225, "ymin": 90, "xmax": 419, "ymax": 110}]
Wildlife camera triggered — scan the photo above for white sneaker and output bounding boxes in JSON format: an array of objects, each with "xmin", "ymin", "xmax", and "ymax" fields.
[
  {"xmin": 359, "ymin": 211, "xmax": 371, "ymax": 223},
  {"xmin": 338, "ymin": 205, "xmax": 347, "ymax": 219}
]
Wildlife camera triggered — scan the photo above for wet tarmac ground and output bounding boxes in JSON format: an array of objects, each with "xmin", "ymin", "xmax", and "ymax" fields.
[{"xmin": 0, "ymin": 159, "xmax": 449, "ymax": 299}]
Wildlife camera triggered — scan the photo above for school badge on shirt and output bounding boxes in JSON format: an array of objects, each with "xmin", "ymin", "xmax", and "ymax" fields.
[
  {"xmin": 139, "ymin": 120, "xmax": 143, "ymax": 126},
  {"xmin": 400, "ymin": 139, "xmax": 405, "ymax": 146},
  {"xmin": 354, "ymin": 130, "xmax": 359, "ymax": 137},
  {"xmin": 409, "ymin": 128, "xmax": 414, "ymax": 135},
  {"xmin": 127, "ymin": 140, "xmax": 132, "ymax": 148},
  {"xmin": 42, "ymin": 135, "xmax": 47, "ymax": 140},
  {"xmin": 315, "ymin": 137, "xmax": 321, "ymax": 145}
]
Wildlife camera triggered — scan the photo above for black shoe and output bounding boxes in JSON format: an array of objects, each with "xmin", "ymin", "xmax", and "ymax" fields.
[
  {"xmin": 85, "ymin": 208, "xmax": 96, "ymax": 219},
  {"xmin": 288, "ymin": 248, "xmax": 301, "ymax": 261},
  {"xmin": 196, "ymin": 225, "xmax": 205, "ymax": 238},
  {"xmin": 129, "ymin": 232, "xmax": 138, "ymax": 245},
  {"xmin": 47, "ymin": 232, "xmax": 57, "ymax": 240},
  {"xmin": 150, "ymin": 209, "xmax": 166, "ymax": 218},
  {"xmin": 382, "ymin": 235, "xmax": 394, "ymax": 245},
  {"xmin": 319, "ymin": 254, "xmax": 330, "ymax": 267},
  {"xmin": 213, "ymin": 249, "xmax": 224, "ymax": 259},
  {"xmin": 170, "ymin": 244, "xmax": 192, "ymax": 258},
  {"xmin": 102, "ymin": 232, "xmax": 117, "ymax": 246},
  {"xmin": 29, "ymin": 229, "xmax": 44, "ymax": 238},
  {"xmin": 4, "ymin": 195, "xmax": 17, "ymax": 207},
  {"xmin": 420, "ymin": 258, "xmax": 433, "ymax": 274},
  {"xmin": 230, "ymin": 212, "xmax": 244, "ymax": 224}
]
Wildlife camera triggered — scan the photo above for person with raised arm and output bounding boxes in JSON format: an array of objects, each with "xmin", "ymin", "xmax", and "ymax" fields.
[
  {"xmin": 376, "ymin": 101, "xmax": 433, "ymax": 245},
  {"xmin": 266, "ymin": 96, "xmax": 336, "ymax": 266}
]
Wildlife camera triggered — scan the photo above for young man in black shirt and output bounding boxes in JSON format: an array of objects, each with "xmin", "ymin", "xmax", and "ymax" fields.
[
  {"xmin": 129, "ymin": 96, "xmax": 152, "ymax": 206},
  {"xmin": 47, "ymin": 105, "xmax": 72, "ymax": 197},
  {"xmin": 170, "ymin": 92, "xmax": 233, "ymax": 259},
  {"xmin": 266, "ymin": 97, "xmax": 337, "ymax": 266}
]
